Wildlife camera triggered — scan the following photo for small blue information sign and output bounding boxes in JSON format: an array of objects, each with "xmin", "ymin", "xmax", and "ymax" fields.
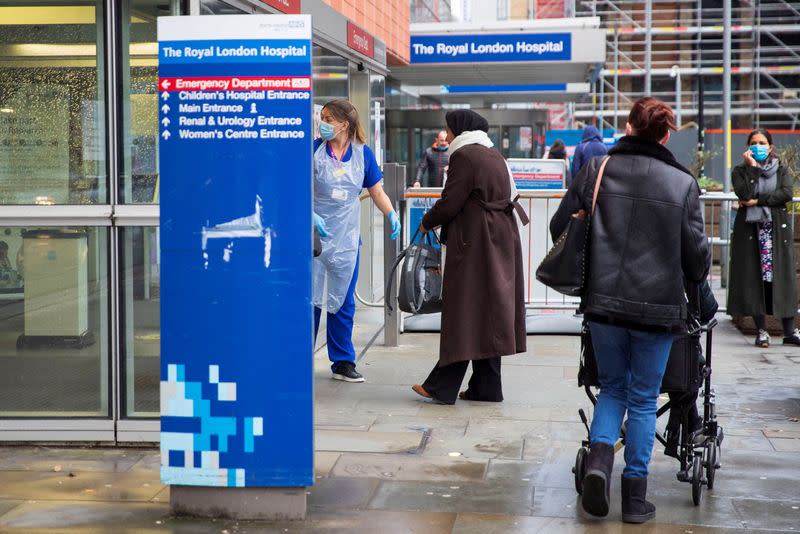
[{"xmin": 158, "ymin": 14, "xmax": 314, "ymax": 488}]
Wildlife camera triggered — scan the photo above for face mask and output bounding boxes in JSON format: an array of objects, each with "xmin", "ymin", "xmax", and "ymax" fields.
[
  {"xmin": 750, "ymin": 144, "xmax": 769, "ymax": 162},
  {"xmin": 319, "ymin": 121, "xmax": 337, "ymax": 141}
]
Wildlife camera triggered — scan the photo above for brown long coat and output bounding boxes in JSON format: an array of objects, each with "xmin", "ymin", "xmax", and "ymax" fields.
[{"xmin": 422, "ymin": 144, "xmax": 527, "ymax": 365}]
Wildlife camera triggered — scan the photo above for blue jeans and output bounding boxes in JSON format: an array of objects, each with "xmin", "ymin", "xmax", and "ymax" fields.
[
  {"xmin": 314, "ymin": 253, "xmax": 359, "ymax": 370},
  {"xmin": 588, "ymin": 321, "xmax": 673, "ymax": 478}
]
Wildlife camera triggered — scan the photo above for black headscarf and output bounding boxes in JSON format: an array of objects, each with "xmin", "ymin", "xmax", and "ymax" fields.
[{"xmin": 445, "ymin": 110, "xmax": 489, "ymax": 137}]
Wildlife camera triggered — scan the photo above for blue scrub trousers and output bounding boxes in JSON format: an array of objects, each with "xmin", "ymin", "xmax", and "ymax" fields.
[
  {"xmin": 314, "ymin": 253, "xmax": 359, "ymax": 370},
  {"xmin": 588, "ymin": 321, "xmax": 673, "ymax": 478}
]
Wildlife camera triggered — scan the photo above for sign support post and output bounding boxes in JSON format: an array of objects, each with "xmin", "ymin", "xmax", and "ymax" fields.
[{"xmin": 158, "ymin": 14, "xmax": 314, "ymax": 519}]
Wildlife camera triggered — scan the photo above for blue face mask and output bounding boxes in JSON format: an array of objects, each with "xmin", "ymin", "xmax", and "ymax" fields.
[
  {"xmin": 750, "ymin": 144, "xmax": 769, "ymax": 162},
  {"xmin": 319, "ymin": 121, "xmax": 337, "ymax": 141}
]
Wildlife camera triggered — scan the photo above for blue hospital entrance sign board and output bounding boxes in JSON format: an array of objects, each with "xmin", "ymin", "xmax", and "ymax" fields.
[
  {"xmin": 158, "ymin": 15, "xmax": 313, "ymax": 488},
  {"xmin": 410, "ymin": 33, "xmax": 571, "ymax": 64}
]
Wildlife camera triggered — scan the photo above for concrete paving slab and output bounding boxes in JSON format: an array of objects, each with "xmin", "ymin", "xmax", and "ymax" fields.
[
  {"xmin": 307, "ymin": 477, "xmax": 380, "ymax": 509},
  {"xmin": 0, "ymin": 470, "xmax": 165, "ymax": 502},
  {"xmin": 314, "ymin": 452, "xmax": 341, "ymax": 478},
  {"xmin": 368, "ymin": 480, "xmax": 534, "ymax": 516},
  {"xmin": 0, "ymin": 447, "xmax": 145, "ymax": 473},
  {"xmin": 368, "ymin": 414, "xmax": 470, "ymax": 437},
  {"xmin": 767, "ymin": 437, "xmax": 800, "ymax": 452},
  {"xmin": 0, "ymin": 500, "xmax": 22, "ymax": 519},
  {"xmin": 316, "ymin": 429, "xmax": 425, "ymax": 454},
  {"xmin": 451, "ymin": 512, "xmax": 554, "ymax": 533},
  {"xmin": 331, "ymin": 453, "xmax": 486, "ymax": 482},
  {"xmin": 0, "ymin": 500, "xmax": 168, "ymax": 530},
  {"xmin": 422, "ymin": 434, "xmax": 524, "ymax": 460},
  {"xmin": 732, "ymin": 498, "xmax": 800, "ymax": 531}
]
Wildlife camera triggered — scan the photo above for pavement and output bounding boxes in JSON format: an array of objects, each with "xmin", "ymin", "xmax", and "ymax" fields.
[{"xmin": 0, "ymin": 305, "xmax": 799, "ymax": 533}]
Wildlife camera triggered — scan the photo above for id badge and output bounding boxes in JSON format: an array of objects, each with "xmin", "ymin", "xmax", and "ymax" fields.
[
  {"xmin": 332, "ymin": 167, "xmax": 347, "ymax": 178},
  {"xmin": 331, "ymin": 188, "xmax": 349, "ymax": 201}
]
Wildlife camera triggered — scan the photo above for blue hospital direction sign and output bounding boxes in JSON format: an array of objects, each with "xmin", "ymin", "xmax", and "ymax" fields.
[
  {"xmin": 410, "ymin": 33, "xmax": 572, "ymax": 64},
  {"xmin": 158, "ymin": 14, "xmax": 314, "ymax": 488}
]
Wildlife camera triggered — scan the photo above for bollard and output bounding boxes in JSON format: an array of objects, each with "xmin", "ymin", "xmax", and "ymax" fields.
[{"xmin": 382, "ymin": 163, "xmax": 404, "ymax": 347}]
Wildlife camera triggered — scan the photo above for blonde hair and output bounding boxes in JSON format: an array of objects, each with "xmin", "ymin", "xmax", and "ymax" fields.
[{"xmin": 322, "ymin": 99, "xmax": 367, "ymax": 144}]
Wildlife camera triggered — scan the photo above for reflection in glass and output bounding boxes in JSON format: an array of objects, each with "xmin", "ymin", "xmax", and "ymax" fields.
[
  {"xmin": 0, "ymin": 227, "xmax": 109, "ymax": 416},
  {"xmin": 313, "ymin": 45, "xmax": 349, "ymax": 107},
  {"xmin": 121, "ymin": 0, "xmax": 181, "ymax": 203},
  {"xmin": 121, "ymin": 227, "xmax": 160, "ymax": 417},
  {"xmin": 0, "ymin": 1, "xmax": 107, "ymax": 205}
]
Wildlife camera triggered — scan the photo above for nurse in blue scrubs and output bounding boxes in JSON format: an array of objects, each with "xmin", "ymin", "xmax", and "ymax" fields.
[{"xmin": 313, "ymin": 99, "xmax": 400, "ymax": 383}]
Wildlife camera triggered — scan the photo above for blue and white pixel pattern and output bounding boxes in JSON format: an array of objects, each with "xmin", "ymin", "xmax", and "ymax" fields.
[{"xmin": 160, "ymin": 363, "xmax": 264, "ymax": 487}]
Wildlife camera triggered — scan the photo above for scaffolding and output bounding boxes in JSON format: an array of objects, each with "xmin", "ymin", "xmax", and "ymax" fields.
[{"xmin": 573, "ymin": 0, "xmax": 800, "ymax": 131}]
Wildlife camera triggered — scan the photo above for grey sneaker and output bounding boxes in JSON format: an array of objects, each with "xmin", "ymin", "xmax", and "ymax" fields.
[
  {"xmin": 783, "ymin": 329, "xmax": 800, "ymax": 346},
  {"xmin": 755, "ymin": 329, "xmax": 770, "ymax": 348},
  {"xmin": 332, "ymin": 362, "xmax": 365, "ymax": 383}
]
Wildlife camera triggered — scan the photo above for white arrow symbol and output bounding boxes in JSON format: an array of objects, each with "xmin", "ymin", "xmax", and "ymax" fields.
[
  {"xmin": 161, "ymin": 91, "xmax": 169, "ymax": 101},
  {"xmin": 161, "ymin": 104, "xmax": 170, "ymax": 114},
  {"xmin": 161, "ymin": 117, "xmax": 170, "ymax": 127},
  {"xmin": 161, "ymin": 130, "xmax": 171, "ymax": 140},
  {"xmin": 160, "ymin": 79, "xmax": 171, "ymax": 89}
]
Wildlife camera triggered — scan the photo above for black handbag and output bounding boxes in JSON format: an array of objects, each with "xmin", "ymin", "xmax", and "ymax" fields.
[
  {"xmin": 386, "ymin": 228, "xmax": 443, "ymax": 314},
  {"xmin": 535, "ymin": 156, "xmax": 610, "ymax": 296}
]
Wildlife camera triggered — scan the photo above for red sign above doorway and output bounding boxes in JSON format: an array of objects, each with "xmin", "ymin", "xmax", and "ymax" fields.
[
  {"xmin": 259, "ymin": 0, "xmax": 301, "ymax": 14},
  {"xmin": 347, "ymin": 21, "xmax": 374, "ymax": 59}
]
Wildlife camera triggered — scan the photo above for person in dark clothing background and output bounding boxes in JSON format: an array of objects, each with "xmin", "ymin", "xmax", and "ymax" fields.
[
  {"xmin": 727, "ymin": 128, "xmax": 800, "ymax": 348},
  {"xmin": 413, "ymin": 130, "xmax": 449, "ymax": 188},
  {"xmin": 547, "ymin": 138, "xmax": 570, "ymax": 180},
  {"xmin": 570, "ymin": 124, "xmax": 608, "ymax": 185}
]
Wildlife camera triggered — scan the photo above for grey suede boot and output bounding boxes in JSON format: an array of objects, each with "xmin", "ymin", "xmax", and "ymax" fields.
[
  {"xmin": 621, "ymin": 476, "xmax": 656, "ymax": 524},
  {"xmin": 581, "ymin": 442, "xmax": 614, "ymax": 517}
]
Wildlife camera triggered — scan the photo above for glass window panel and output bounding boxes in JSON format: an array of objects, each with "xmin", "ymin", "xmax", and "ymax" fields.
[
  {"xmin": 313, "ymin": 45, "xmax": 349, "ymax": 108},
  {"xmin": 0, "ymin": 1, "xmax": 107, "ymax": 205},
  {"xmin": 120, "ymin": 0, "xmax": 182, "ymax": 204},
  {"xmin": 0, "ymin": 226, "xmax": 109, "ymax": 416},
  {"xmin": 121, "ymin": 227, "xmax": 160, "ymax": 417}
]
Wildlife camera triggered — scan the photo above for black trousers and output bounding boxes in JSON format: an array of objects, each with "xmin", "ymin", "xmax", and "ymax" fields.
[{"xmin": 421, "ymin": 357, "xmax": 503, "ymax": 405}]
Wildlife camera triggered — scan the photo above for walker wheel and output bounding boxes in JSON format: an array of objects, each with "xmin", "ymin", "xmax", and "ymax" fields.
[
  {"xmin": 573, "ymin": 447, "xmax": 588, "ymax": 495},
  {"xmin": 691, "ymin": 455, "xmax": 704, "ymax": 505},
  {"xmin": 706, "ymin": 441, "xmax": 718, "ymax": 490}
]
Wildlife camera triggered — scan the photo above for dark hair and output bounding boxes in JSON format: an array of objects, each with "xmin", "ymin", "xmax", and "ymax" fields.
[
  {"xmin": 746, "ymin": 128, "xmax": 773, "ymax": 146},
  {"xmin": 551, "ymin": 139, "xmax": 565, "ymax": 152},
  {"xmin": 627, "ymin": 97, "xmax": 677, "ymax": 143},
  {"xmin": 322, "ymin": 99, "xmax": 367, "ymax": 144}
]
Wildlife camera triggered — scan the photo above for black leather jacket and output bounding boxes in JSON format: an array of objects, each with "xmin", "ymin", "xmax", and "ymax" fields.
[{"xmin": 550, "ymin": 136, "xmax": 711, "ymax": 330}]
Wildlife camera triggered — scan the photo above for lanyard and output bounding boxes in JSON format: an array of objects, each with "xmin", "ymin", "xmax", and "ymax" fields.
[{"xmin": 327, "ymin": 140, "xmax": 350, "ymax": 163}]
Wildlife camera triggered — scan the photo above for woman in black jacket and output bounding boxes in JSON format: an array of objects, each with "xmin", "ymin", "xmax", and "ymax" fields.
[
  {"xmin": 550, "ymin": 97, "xmax": 710, "ymax": 524},
  {"xmin": 727, "ymin": 129, "xmax": 800, "ymax": 348}
]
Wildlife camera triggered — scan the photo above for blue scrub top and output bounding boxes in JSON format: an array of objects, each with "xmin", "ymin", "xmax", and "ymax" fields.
[{"xmin": 313, "ymin": 138, "xmax": 382, "ymax": 189}]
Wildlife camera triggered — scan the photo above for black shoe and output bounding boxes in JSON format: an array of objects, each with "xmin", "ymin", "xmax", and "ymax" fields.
[
  {"xmin": 581, "ymin": 442, "xmax": 614, "ymax": 517},
  {"xmin": 783, "ymin": 329, "xmax": 800, "ymax": 346},
  {"xmin": 621, "ymin": 476, "xmax": 656, "ymax": 524},
  {"xmin": 755, "ymin": 329, "xmax": 770, "ymax": 348},
  {"xmin": 332, "ymin": 362, "xmax": 364, "ymax": 383}
]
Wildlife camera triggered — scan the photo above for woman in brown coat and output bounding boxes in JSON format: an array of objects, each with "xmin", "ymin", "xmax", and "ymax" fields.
[{"xmin": 411, "ymin": 110, "xmax": 527, "ymax": 405}]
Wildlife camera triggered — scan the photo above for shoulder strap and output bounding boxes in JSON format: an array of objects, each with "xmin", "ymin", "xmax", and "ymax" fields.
[{"xmin": 591, "ymin": 156, "xmax": 611, "ymax": 215}]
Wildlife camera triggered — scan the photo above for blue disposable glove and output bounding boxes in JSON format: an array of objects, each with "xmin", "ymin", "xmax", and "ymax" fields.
[
  {"xmin": 313, "ymin": 212, "xmax": 329, "ymax": 238},
  {"xmin": 388, "ymin": 211, "xmax": 401, "ymax": 241}
]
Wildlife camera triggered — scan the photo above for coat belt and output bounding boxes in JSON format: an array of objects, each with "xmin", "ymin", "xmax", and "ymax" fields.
[{"xmin": 474, "ymin": 194, "xmax": 530, "ymax": 226}]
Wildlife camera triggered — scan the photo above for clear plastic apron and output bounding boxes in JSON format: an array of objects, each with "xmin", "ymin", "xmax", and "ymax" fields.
[{"xmin": 312, "ymin": 142, "xmax": 365, "ymax": 314}]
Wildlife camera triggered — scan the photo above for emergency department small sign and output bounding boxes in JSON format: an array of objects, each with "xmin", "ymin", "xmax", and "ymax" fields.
[
  {"xmin": 508, "ymin": 158, "xmax": 566, "ymax": 190},
  {"xmin": 158, "ymin": 15, "xmax": 313, "ymax": 488}
]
